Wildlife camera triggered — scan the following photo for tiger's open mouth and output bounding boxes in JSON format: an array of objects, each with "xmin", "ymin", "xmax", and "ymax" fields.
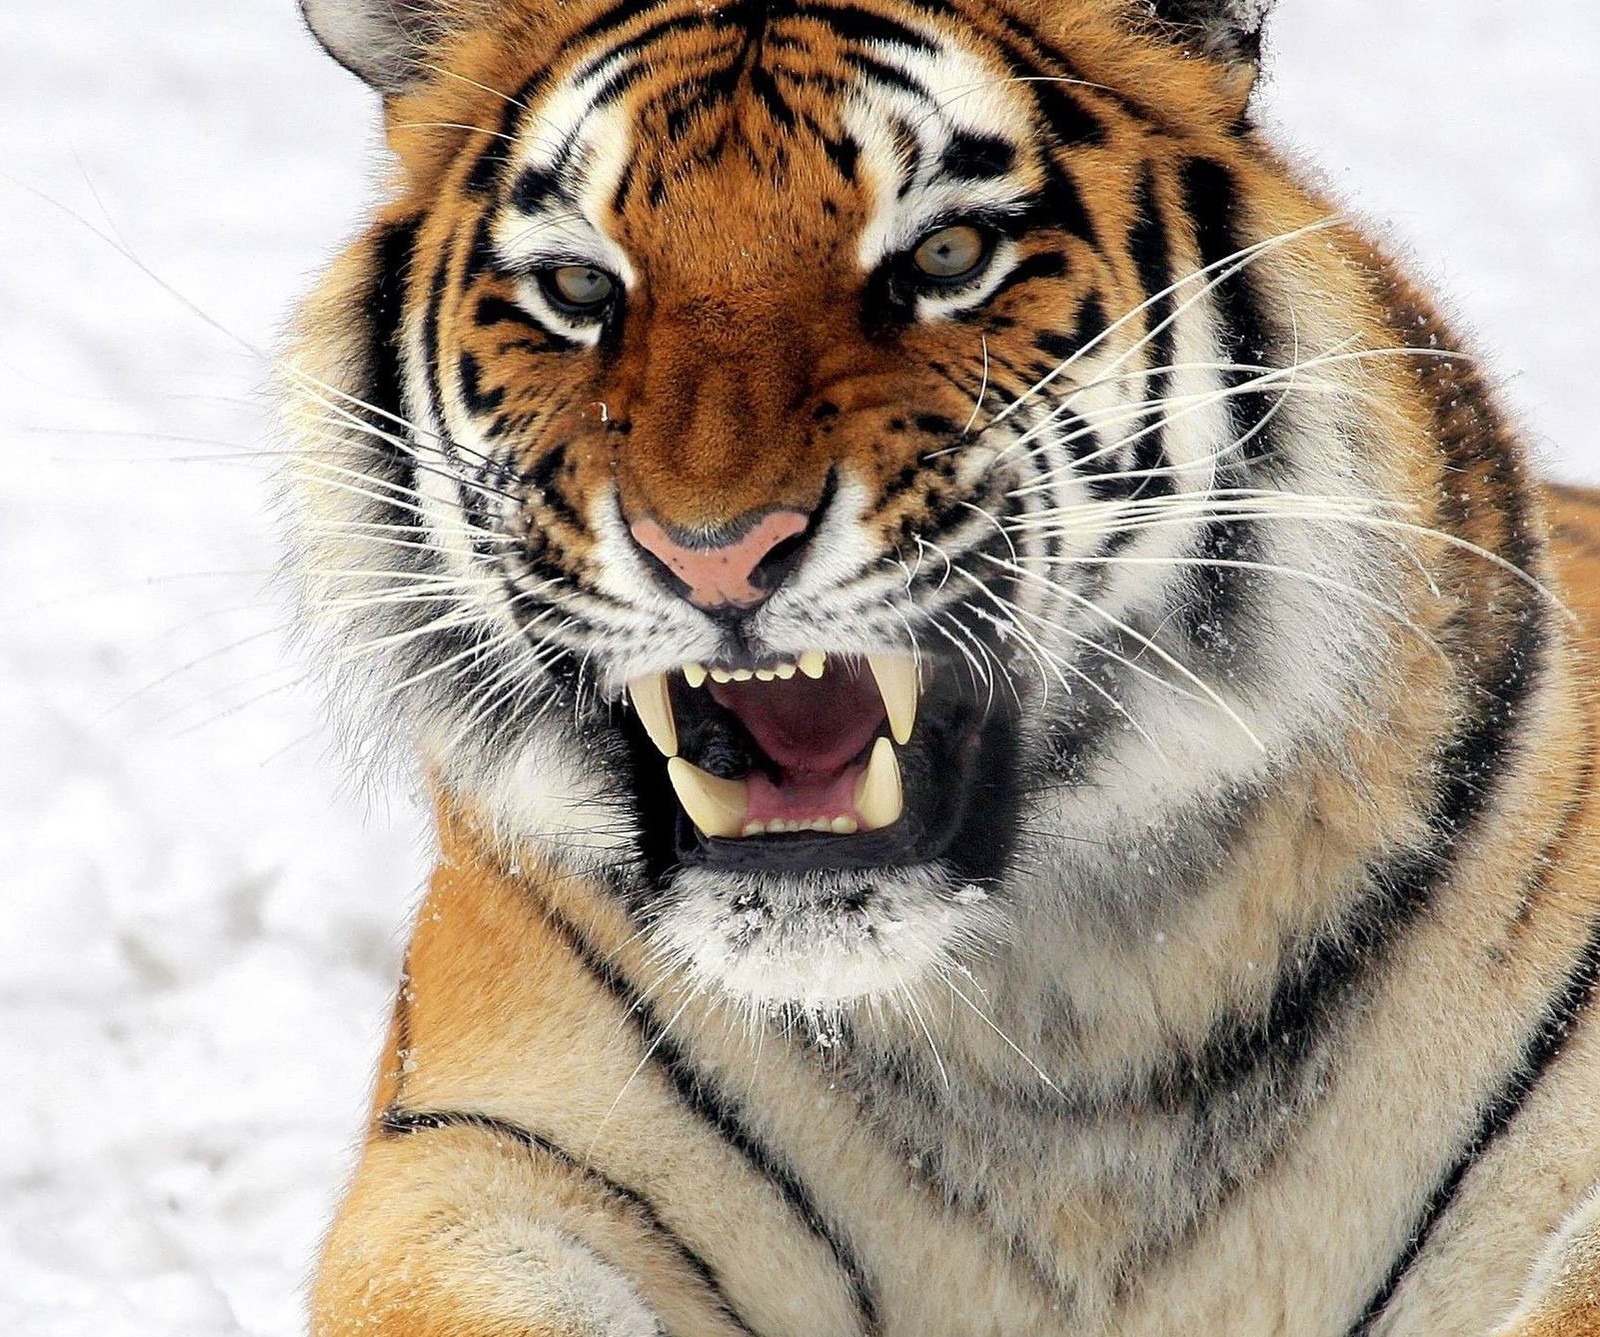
[{"xmin": 623, "ymin": 652, "xmax": 1016, "ymax": 877}]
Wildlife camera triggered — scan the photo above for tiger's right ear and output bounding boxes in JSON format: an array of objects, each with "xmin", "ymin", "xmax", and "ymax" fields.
[{"xmin": 299, "ymin": 0, "xmax": 466, "ymax": 92}]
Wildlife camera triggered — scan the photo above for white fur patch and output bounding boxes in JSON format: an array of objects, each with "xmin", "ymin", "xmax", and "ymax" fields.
[
  {"xmin": 653, "ymin": 864, "xmax": 1000, "ymax": 1014},
  {"xmin": 464, "ymin": 1219, "xmax": 661, "ymax": 1336}
]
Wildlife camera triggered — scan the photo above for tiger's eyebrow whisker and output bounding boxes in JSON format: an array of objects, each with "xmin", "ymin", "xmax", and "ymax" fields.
[
  {"xmin": 393, "ymin": 120, "xmax": 522, "ymax": 143},
  {"xmin": 414, "ymin": 60, "xmax": 534, "ymax": 113}
]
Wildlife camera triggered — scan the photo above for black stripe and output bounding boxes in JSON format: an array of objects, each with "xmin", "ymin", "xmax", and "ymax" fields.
[
  {"xmin": 476, "ymin": 293, "xmax": 544, "ymax": 333},
  {"xmin": 465, "ymin": 113, "xmax": 516, "ymax": 196},
  {"xmin": 1350, "ymin": 918, "xmax": 1600, "ymax": 1333},
  {"xmin": 593, "ymin": 58, "xmax": 653, "ymax": 108},
  {"xmin": 1123, "ymin": 166, "xmax": 1177, "ymax": 504},
  {"xmin": 821, "ymin": 130, "xmax": 860, "ymax": 183},
  {"xmin": 555, "ymin": 0, "xmax": 683, "ymax": 62},
  {"xmin": 959, "ymin": 118, "xmax": 1033, "ymax": 190},
  {"xmin": 841, "ymin": 48, "xmax": 926, "ymax": 97},
  {"xmin": 571, "ymin": 9, "xmax": 721, "ymax": 83},
  {"xmin": 359, "ymin": 219, "xmax": 424, "ymax": 530},
  {"xmin": 795, "ymin": 0, "xmax": 939, "ymax": 54},
  {"xmin": 977, "ymin": 249, "xmax": 1068, "ymax": 306},
  {"xmin": 521, "ymin": 441, "xmax": 584, "ymax": 530},
  {"xmin": 748, "ymin": 63, "xmax": 798, "ymax": 131},
  {"xmin": 1033, "ymin": 292, "xmax": 1108, "ymax": 365},
  {"xmin": 1170, "ymin": 515, "xmax": 1263, "ymax": 662},
  {"xmin": 1029, "ymin": 71, "xmax": 1107, "ymax": 149},
  {"xmin": 992, "ymin": 9, "xmax": 1155, "ymax": 128},
  {"xmin": 420, "ymin": 240, "xmax": 452, "ymax": 455},
  {"xmin": 380, "ymin": 1107, "xmax": 761, "ymax": 1337},
  {"xmin": 535, "ymin": 901, "xmax": 881, "ymax": 1335},
  {"xmin": 366, "ymin": 219, "xmax": 419, "ymax": 452},
  {"xmin": 1023, "ymin": 162, "xmax": 1099, "ymax": 246},
  {"xmin": 1163, "ymin": 158, "xmax": 1277, "ymax": 655},
  {"xmin": 457, "ymin": 352, "xmax": 505, "ymax": 415},
  {"xmin": 1175, "ymin": 565, "xmax": 1548, "ymax": 1117},
  {"xmin": 510, "ymin": 166, "xmax": 562, "ymax": 215},
  {"xmin": 1179, "ymin": 158, "xmax": 1278, "ymax": 467},
  {"xmin": 1347, "ymin": 743, "xmax": 1599, "ymax": 1334}
]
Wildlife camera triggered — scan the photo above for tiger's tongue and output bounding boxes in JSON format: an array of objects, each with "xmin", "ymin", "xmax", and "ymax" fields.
[{"xmin": 709, "ymin": 668, "xmax": 886, "ymax": 778}]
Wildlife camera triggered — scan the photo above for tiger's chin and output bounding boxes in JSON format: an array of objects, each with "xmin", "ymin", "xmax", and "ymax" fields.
[{"xmin": 650, "ymin": 863, "xmax": 1001, "ymax": 1014}]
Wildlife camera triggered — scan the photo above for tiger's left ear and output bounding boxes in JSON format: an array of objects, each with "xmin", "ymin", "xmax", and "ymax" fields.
[
  {"xmin": 299, "ymin": 0, "xmax": 481, "ymax": 93},
  {"xmin": 1141, "ymin": 0, "xmax": 1275, "ymax": 107}
]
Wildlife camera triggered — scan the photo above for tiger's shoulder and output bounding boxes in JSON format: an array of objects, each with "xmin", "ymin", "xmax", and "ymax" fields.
[{"xmin": 1486, "ymin": 484, "xmax": 1600, "ymax": 1337}]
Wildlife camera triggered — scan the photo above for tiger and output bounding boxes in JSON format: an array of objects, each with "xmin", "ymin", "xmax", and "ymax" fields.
[{"xmin": 281, "ymin": 0, "xmax": 1600, "ymax": 1332}]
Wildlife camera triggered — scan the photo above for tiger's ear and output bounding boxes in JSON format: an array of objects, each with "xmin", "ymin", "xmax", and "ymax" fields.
[
  {"xmin": 299, "ymin": 0, "xmax": 472, "ymax": 92},
  {"xmin": 1142, "ymin": 0, "xmax": 1274, "ymax": 102}
]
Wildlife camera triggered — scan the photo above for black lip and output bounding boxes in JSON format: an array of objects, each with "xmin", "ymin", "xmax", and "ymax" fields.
[{"xmin": 620, "ymin": 660, "xmax": 1024, "ymax": 887}]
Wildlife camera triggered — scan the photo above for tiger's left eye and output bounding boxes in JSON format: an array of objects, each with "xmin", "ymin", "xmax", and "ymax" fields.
[
  {"xmin": 911, "ymin": 225, "xmax": 991, "ymax": 283},
  {"xmin": 543, "ymin": 265, "xmax": 617, "ymax": 315}
]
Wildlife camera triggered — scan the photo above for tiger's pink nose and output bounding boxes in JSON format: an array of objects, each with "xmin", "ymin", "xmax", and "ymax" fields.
[{"xmin": 629, "ymin": 510, "xmax": 812, "ymax": 610}]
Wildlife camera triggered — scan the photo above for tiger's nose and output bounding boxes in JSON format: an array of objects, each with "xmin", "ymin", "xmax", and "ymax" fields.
[{"xmin": 629, "ymin": 509, "xmax": 813, "ymax": 611}]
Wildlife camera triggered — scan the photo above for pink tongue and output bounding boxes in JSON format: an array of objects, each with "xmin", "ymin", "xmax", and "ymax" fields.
[
  {"xmin": 745, "ymin": 766, "xmax": 866, "ymax": 826},
  {"xmin": 709, "ymin": 664, "xmax": 887, "ymax": 776}
]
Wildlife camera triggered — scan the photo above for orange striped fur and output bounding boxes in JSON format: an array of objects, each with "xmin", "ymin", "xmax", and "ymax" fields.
[{"xmin": 283, "ymin": 0, "xmax": 1600, "ymax": 1332}]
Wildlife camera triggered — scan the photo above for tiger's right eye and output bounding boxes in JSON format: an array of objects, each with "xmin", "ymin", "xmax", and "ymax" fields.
[
  {"xmin": 910, "ymin": 225, "xmax": 991, "ymax": 284},
  {"xmin": 541, "ymin": 265, "xmax": 617, "ymax": 317}
]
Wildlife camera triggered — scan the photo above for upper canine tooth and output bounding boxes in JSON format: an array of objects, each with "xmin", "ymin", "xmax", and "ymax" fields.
[
  {"xmin": 866, "ymin": 654, "xmax": 919, "ymax": 746},
  {"xmin": 667, "ymin": 759, "xmax": 749, "ymax": 839},
  {"xmin": 853, "ymin": 737, "xmax": 904, "ymax": 832},
  {"xmin": 683, "ymin": 663, "xmax": 708, "ymax": 689},
  {"xmin": 798, "ymin": 651, "xmax": 827, "ymax": 680},
  {"xmin": 628, "ymin": 674, "xmax": 678, "ymax": 757}
]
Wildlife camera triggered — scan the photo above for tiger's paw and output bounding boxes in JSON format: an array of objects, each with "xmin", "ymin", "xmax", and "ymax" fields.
[{"xmin": 315, "ymin": 1224, "xmax": 664, "ymax": 1337}]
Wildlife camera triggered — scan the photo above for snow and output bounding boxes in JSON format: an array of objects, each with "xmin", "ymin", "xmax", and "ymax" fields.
[{"xmin": 1, "ymin": 2, "xmax": 1595, "ymax": 1332}]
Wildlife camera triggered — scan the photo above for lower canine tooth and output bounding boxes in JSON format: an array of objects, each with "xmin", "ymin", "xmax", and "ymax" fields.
[
  {"xmin": 853, "ymin": 737, "xmax": 903, "ymax": 832},
  {"xmin": 798, "ymin": 651, "xmax": 826, "ymax": 679},
  {"xmin": 866, "ymin": 654, "xmax": 919, "ymax": 746},
  {"xmin": 628, "ymin": 674, "xmax": 678, "ymax": 756},
  {"xmin": 667, "ymin": 759, "xmax": 749, "ymax": 839}
]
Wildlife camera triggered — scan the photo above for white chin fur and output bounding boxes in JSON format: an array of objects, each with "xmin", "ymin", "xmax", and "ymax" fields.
[{"xmin": 652, "ymin": 864, "xmax": 999, "ymax": 1013}]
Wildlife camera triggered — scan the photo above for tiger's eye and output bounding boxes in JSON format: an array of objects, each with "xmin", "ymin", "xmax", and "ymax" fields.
[
  {"xmin": 911, "ymin": 225, "xmax": 989, "ymax": 282},
  {"xmin": 548, "ymin": 265, "xmax": 615, "ymax": 311}
]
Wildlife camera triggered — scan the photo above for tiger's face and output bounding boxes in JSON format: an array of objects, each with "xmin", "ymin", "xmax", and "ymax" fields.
[{"xmin": 292, "ymin": 0, "xmax": 1398, "ymax": 1011}]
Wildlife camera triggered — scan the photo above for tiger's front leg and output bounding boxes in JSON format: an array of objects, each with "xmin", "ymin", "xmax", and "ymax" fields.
[
  {"xmin": 313, "ymin": 1120, "xmax": 671, "ymax": 1337},
  {"xmin": 310, "ymin": 824, "xmax": 762, "ymax": 1337}
]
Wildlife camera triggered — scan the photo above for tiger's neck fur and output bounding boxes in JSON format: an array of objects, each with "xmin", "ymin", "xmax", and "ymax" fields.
[{"xmin": 393, "ymin": 288, "xmax": 1600, "ymax": 1326}]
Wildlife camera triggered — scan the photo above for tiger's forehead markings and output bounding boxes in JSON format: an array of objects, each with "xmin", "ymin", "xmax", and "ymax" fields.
[
  {"xmin": 838, "ymin": 26, "xmax": 1038, "ymax": 269},
  {"xmin": 480, "ymin": 0, "xmax": 1037, "ymax": 278},
  {"xmin": 487, "ymin": 52, "xmax": 639, "ymax": 290}
]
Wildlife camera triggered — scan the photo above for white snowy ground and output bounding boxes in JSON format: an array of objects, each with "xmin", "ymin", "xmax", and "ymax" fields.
[{"xmin": 0, "ymin": 2, "xmax": 1595, "ymax": 1332}]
